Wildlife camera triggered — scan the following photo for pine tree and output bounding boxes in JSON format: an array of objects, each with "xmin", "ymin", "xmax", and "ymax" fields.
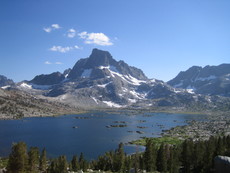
[
  {"xmin": 28, "ymin": 147, "xmax": 40, "ymax": 172},
  {"xmin": 114, "ymin": 143, "xmax": 125, "ymax": 172},
  {"xmin": 71, "ymin": 155, "xmax": 80, "ymax": 171},
  {"xmin": 57, "ymin": 155, "xmax": 68, "ymax": 173},
  {"xmin": 48, "ymin": 159, "xmax": 58, "ymax": 173},
  {"xmin": 216, "ymin": 136, "xmax": 225, "ymax": 155},
  {"xmin": 6, "ymin": 142, "xmax": 28, "ymax": 173},
  {"xmin": 79, "ymin": 152, "xmax": 88, "ymax": 171},
  {"xmin": 139, "ymin": 154, "xmax": 145, "ymax": 171},
  {"xmin": 144, "ymin": 139, "xmax": 157, "ymax": 172},
  {"xmin": 203, "ymin": 136, "xmax": 215, "ymax": 173},
  {"xmin": 48, "ymin": 155, "xmax": 68, "ymax": 173},
  {"xmin": 133, "ymin": 152, "xmax": 139, "ymax": 173},
  {"xmin": 181, "ymin": 139, "xmax": 194, "ymax": 173},
  {"xmin": 226, "ymin": 135, "xmax": 230, "ymax": 156},
  {"xmin": 168, "ymin": 146, "xmax": 180, "ymax": 173},
  {"xmin": 193, "ymin": 141, "xmax": 205, "ymax": 172},
  {"xmin": 157, "ymin": 144, "xmax": 167, "ymax": 172},
  {"xmin": 124, "ymin": 155, "xmax": 132, "ymax": 173},
  {"xmin": 39, "ymin": 148, "xmax": 47, "ymax": 172}
]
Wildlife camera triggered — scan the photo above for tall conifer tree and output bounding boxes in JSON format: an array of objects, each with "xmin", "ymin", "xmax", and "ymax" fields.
[{"xmin": 6, "ymin": 142, "xmax": 28, "ymax": 173}]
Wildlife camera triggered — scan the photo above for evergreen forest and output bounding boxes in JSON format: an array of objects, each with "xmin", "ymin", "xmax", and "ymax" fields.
[{"xmin": 3, "ymin": 135, "xmax": 230, "ymax": 173}]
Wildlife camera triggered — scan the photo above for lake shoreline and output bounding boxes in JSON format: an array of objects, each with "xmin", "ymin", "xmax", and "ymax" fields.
[
  {"xmin": 0, "ymin": 111, "xmax": 205, "ymax": 160},
  {"xmin": 129, "ymin": 110, "xmax": 230, "ymax": 146}
]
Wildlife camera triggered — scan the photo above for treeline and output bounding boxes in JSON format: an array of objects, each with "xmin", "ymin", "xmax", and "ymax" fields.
[{"xmin": 4, "ymin": 135, "xmax": 230, "ymax": 173}]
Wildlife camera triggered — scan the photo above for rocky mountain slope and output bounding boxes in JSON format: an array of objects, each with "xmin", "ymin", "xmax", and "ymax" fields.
[
  {"xmin": 0, "ymin": 88, "xmax": 79, "ymax": 119},
  {"xmin": 167, "ymin": 64, "xmax": 230, "ymax": 97},
  {"xmin": 13, "ymin": 48, "xmax": 230, "ymax": 110}
]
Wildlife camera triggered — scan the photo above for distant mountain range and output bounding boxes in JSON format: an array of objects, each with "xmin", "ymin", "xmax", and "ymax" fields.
[
  {"xmin": 168, "ymin": 64, "xmax": 230, "ymax": 97},
  {"xmin": 1, "ymin": 49, "xmax": 230, "ymax": 116}
]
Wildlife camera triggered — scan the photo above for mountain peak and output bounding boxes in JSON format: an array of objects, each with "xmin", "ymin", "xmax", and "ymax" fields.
[
  {"xmin": 88, "ymin": 48, "xmax": 116, "ymax": 67},
  {"xmin": 67, "ymin": 49, "xmax": 115, "ymax": 79},
  {"xmin": 67, "ymin": 49, "xmax": 148, "ymax": 81},
  {"xmin": 91, "ymin": 48, "xmax": 110, "ymax": 55}
]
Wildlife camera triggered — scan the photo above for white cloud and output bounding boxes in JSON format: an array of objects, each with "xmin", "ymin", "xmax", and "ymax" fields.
[
  {"xmin": 74, "ymin": 45, "xmax": 81, "ymax": 49},
  {"xmin": 49, "ymin": 45, "xmax": 80, "ymax": 53},
  {"xmin": 43, "ymin": 24, "xmax": 61, "ymax": 33},
  {"xmin": 67, "ymin": 28, "xmax": 76, "ymax": 38},
  {"xmin": 44, "ymin": 61, "xmax": 63, "ymax": 65},
  {"xmin": 79, "ymin": 31, "xmax": 113, "ymax": 46},
  {"xmin": 51, "ymin": 24, "xmax": 61, "ymax": 29},
  {"xmin": 43, "ymin": 27, "xmax": 52, "ymax": 33},
  {"xmin": 44, "ymin": 61, "xmax": 52, "ymax": 65},
  {"xmin": 79, "ymin": 31, "xmax": 88, "ymax": 39}
]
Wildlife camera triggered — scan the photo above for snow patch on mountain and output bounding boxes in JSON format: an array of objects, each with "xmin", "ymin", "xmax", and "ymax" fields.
[
  {"xmin": 150, "ymin": 79, "xmax": 156, "ymax": 83},
  {"xmin": 129, "ymin": 90, "xmax": 146, "ymax": 99},
  {"xmin": 97, "ymin": 81, "xmax": 112, "ymax": 88},
  {"xmin": 91, "ymin": 96, "xmax": 99, "ymax": 104},
  {"xmin": 102, "ymin": 101, "xmax": 123, "ymax": 108},
  {"xmin": 20, "ymin": 83, "xmax": 32, "ymax": 89},
  {"xmin": 1, "ymin": 85, "xmax": 10, "ymax": 89},
  {"xmin": 98, "ymin": 65, "xmax": 146, "ymax": 86},
  {"xmin": 173, "ymin": 88, "xmax": 183, "ymax": 93},
  {"xmin": 128, "ymin": 98, "xmax": 137, "ymax": 103},
  {"xmin": 124, "ymin": 75, "xmax": 146, "ymax": 86},
  {"xmin": 186, "ymin": 89, "xmax": 195, "ymax": 94}
]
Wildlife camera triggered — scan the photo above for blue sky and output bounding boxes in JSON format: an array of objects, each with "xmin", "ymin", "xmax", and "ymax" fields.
[{"xmin": 0, "ymin": 0, "xmax": 230, "ymax": 82}]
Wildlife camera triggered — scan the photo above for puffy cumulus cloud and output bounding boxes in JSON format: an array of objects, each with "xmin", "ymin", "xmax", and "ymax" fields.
[
  {"xmin": 43, "ymin": 24, "xmax": 61, "ymax": 33},
  {"xmin": 49, "ymin": 45, "xmax": 80, "ymax": 53},
  {"xmin": 79, "ymin": 32, "xmax": 113, "ymax": 46},
  {"xmin": 51, "ymin": 24, "xmax": 61, "ymax": 29},
  {"xmin": 66, "ymin": 28, "xmax": 76, "ymax": 38}
]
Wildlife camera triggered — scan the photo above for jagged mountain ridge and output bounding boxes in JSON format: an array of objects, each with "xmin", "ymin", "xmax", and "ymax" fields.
[
  {"xmin": 67, "ymin": 49, "xmax": 148, "ymax": 80},
  {"xmin": 167, "ymin": 64, "xmax": 230, "ymax": 97},
  {"xmin": 15, "ymin": 48, "xmax": 217, "ymax": 108},
  {"xmin": 1, "ymin": 48, "xmax": 229, "ymax": 118}
]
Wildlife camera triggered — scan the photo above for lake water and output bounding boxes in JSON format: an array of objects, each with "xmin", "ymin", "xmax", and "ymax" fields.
[{"xmin": 0, "ymin": 111, "xmax": 206, "ymax": 160}]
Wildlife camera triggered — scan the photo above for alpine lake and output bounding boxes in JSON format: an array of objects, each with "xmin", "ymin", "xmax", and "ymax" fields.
[{"xmin": 0, "ymin": 111, "xmax": 207, "ymax": 160}]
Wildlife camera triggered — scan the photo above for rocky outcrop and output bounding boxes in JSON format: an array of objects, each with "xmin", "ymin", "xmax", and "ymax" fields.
[{"xmin": 0, "ymin": 75, "xmax": 14, "ymax": 87}]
